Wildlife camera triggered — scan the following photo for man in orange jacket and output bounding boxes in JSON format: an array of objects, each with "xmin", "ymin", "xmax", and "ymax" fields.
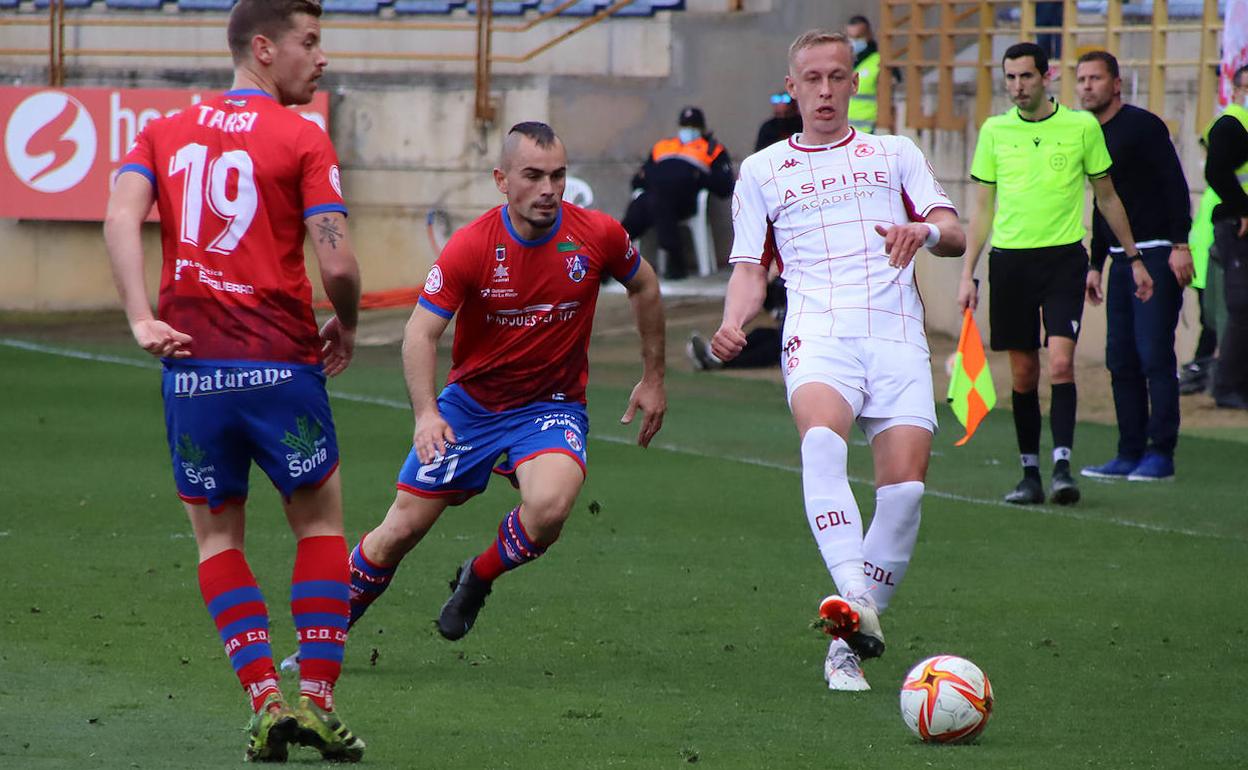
[{"xmin": 623, "ymin": 106, "xmax": 734, "ymax": 279}]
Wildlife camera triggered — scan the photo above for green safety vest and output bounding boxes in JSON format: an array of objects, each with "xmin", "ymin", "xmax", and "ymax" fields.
[
  {"xmin": 849, "ymin": 51, "xmax": 880, "ymax": 134},
  {"xmin": 1193, "ymin": 105, "xmax": 1248, "ymax": 288}
]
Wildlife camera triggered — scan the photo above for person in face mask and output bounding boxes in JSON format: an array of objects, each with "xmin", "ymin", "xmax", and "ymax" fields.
[
  {"xmin": 845, "ymin": 15, "xmax": 881, "ymax": 134},
  {"xmin": 622, "ymin": 106, "xmax": 734, "ymax": 280},
  {"xmin": 1204, "ymin": 64, "xmax": 1248, "ymax": 408}
]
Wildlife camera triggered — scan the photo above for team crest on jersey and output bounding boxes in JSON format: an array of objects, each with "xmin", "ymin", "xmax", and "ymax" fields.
[
  {"xmin": 783, "ymin": 336, "xmax": 802, "ymax": 356},
  {"xmin": 566, "ymin": 255, "xmax": 587, "ymax": 283},
  {"xmin": 329, "ymin": 165, "xmax": 342, "ymax": 196},
  {"xmin": 786, "ymin": 355, "xmax": 800, "ymax": 373},
  {"xmin": 424, "ymin": 265, "xmax": 444, "ymax": 294},
  {"xmin": 564, "ymin": 429, "xmax": 583, "ymax": 452},
  {"xmin": 495, "ymin": 244, "xmax": 506, "ymax": 261},
  {"xmin": 853, "ymin": 143, "xmax": 875, "ymax": 157}
]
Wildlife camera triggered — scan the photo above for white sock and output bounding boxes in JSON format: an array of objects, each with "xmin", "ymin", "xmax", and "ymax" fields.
[
  {"xmin": 801, "ymin": 427, "xmax": 867, "ymax": 598},
  {"xmin": 862, "ymin": 481, "xmax": 924, "ymax": 612}
]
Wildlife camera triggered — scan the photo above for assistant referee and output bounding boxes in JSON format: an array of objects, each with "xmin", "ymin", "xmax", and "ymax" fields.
[{"xmin": 957, "ymin": 42, "xmax": 1154, "ymax": 506}]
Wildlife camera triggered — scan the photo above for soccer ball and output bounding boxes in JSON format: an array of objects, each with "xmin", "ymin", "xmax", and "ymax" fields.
[{"xmin": 898, "ymin": 655, "xmax": 993, "ymax": 743}]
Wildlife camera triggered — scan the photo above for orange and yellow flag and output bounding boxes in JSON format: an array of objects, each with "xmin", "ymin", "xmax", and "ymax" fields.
[{"xmin": 946, "ymin": 309, "xmax": 996, "ymax": 446}]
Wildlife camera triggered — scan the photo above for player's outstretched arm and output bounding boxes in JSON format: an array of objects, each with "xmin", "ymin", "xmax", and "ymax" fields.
[
  {"xmin": 306, "ymin": 211, "xmax": 362, "ymax": 376},
  {"xmin": 1090, "ymin": 175, "xmax": 1153, "ymax": 302},
  {"xmin": 711, "ymin": 261, "xmax": 767, "ymax": 362},
  {"xmin": 620, "ymin": 258, "xmax": 667, "ymax": 448},
  {"xmin": 872, "ymin": 206, "xmax": 965, "ymax": 269},
  {"xmin": 402, "ymin": 306, "xmax": 456, "ymax": 463},
  {"xmin": 958, "ymin": 183, "xmax": 996, "ymax": 312},
  {"xmin": 104, "ymin": 173, "xmax": 193, "ymax": 359}
]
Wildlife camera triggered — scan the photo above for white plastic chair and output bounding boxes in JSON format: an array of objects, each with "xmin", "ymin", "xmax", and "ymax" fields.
[
  {"xmin": 683, "ymin": 189, "xmax": 714, "ymax": 277},
  {"xmin": 563, "ymin": 175, "xmax": 594, "ymax": 208}
]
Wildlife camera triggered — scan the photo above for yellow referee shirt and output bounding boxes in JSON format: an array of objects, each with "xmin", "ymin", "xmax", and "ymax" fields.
[{"xmin": 970, "ymin": 101, "xmax": 1112, "ymax": 249}]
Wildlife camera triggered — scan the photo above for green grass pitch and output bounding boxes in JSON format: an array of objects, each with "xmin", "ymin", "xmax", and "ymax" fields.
[{"xmin": 1, "ymin": 322, "xmax": 1246, "ymax": 768}]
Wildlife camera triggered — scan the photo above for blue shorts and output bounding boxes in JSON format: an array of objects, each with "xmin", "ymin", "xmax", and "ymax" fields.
[
  {"xmin": 396, "ymin": 383, "xmax": 589, "ymax": 505},
  {"xmin": 162, "ymin": 360, "xmax": 339, "ymax": 512}
]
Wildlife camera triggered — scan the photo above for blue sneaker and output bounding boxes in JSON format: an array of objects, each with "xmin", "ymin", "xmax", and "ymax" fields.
[
  {"xmin": 1127, "ymin": 452, "xmax": 1175, "ymax": 482},
  {"xmin": 1080, "ymin": 456, "xmax": 1139, "ymax": 480}
]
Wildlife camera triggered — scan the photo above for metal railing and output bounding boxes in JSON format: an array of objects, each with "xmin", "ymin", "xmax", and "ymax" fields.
[
  {"xmin": 0, "ymin": 0, "xmax": 662, "ymax": 122},
  {"xmin": 878, "ymin": 0, "xmax": 1226, "ymax": 134}
]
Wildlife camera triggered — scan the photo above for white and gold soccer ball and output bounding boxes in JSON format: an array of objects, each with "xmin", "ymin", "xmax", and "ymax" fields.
[{"xmin": 899, "ymin": 655, "xmax": 994, "ymax": 743}]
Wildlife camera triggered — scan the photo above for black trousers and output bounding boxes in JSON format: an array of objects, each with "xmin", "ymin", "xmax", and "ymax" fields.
[
  {"xmin": 622, "ymin": 191, "xmax": 690, "ymax": 278},
  {"xmin": 1212, "ymin": 219, "xmax": 1248, "ymax": 402}
]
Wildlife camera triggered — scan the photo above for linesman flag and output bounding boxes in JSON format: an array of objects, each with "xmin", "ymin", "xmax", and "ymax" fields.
[{"xmin": 946, "ymin": 309, "xmax": 996, "ymax": 446}]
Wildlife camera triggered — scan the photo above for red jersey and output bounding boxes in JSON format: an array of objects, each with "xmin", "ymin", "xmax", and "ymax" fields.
[
  {"xmin": 418, "ymin": 203, "xmax": 641, "ymax": 411},
  {"xmin": 120, "ymin": 89, "xmax": 346, "ymax": 365}
]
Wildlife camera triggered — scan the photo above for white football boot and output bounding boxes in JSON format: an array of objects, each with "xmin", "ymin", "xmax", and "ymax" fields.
[
  {"xmin": 824, "ymin": 637, "xmax": 870, "ymax": 691},
  {"xmin": 279, "ymin": 652, "xmax": 299, "ymax": 676}
]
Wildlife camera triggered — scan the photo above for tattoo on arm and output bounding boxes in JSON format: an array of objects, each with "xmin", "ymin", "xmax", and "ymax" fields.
[{"xmin": 315, "ymin": 216, "xmax": 343, "ymax": 250}]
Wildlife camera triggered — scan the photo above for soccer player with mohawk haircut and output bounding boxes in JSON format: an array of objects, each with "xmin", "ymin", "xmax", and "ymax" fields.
[
  {"xmin": 104, "ymin": 0, "xmax": 365, "ymax": 761},
  {"xmin": 280, "ymin": 122, "xmax": 666, "ymax": 662}
]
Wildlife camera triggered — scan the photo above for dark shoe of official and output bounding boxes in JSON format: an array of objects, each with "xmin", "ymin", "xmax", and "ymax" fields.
[
  {"xmin": 1050, "ymin": 463, "xmax": 1081, "ymax": 506},
  {"xmin": 437, "ymin": 557, "xmax": 492, "ymax": 641},
  {"xmin": 1178, "ymin": 359, "xmax": 1212, "ymax": 395},
  {"xmin": 1004, "ymin": 475, "xmax": 1044, "ymax": 505},
  {"xmin": 1214, "ymin": 393, "xmax": 1248, "ymax": 410},
  {"xmin": 686, "ymin": 332, "xmax": 723, "ymax": 371},
  {"xmin": 1126, "ymin": 451, "xmax": 1175, "ymax": 482},
  {"xmin": 1080, "ymin": 456, "xmax": 1138, "ymax": 480}
]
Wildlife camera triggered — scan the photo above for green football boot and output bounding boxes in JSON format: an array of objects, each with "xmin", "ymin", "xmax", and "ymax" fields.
[
  {"xmin": 294, "ymin": 696, "xmax": 366, "ymax": 763},
  {"xmin": 245, "ymin": 693, "xmax": 298, "ymax": 763}
]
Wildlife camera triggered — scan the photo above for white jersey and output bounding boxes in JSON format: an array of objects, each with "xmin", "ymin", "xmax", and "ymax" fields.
[{"xmin": 730, "ymin": 129, "xmax": 955, "ymax": 353}]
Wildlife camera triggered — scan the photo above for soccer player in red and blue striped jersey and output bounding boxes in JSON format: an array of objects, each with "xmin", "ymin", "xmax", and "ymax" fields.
[
  {"xmin": 343, "ymin": 122, "xmax": 666, "ymax": 642},
  {"xmin": 104, "ymin": 0, "xmax": 364, "ymax": 761}
]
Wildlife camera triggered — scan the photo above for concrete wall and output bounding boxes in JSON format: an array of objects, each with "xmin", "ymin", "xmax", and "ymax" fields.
[{"xmin": 0, "ymin": 0, "xmax": 1214, "ymax": 364}]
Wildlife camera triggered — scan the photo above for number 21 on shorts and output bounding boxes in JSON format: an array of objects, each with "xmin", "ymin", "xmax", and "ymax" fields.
[{"xmin": 416, "ymin": 453, "xmax": 460, "ymax": 485}]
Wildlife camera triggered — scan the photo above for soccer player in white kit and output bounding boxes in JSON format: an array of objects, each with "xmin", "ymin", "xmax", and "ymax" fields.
[{"xmin": 711, "ymin": 30, "xmax": 967, "ymax": 691}]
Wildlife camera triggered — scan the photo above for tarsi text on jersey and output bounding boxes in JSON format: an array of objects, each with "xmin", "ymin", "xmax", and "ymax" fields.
[{"xmin": 194, "ymin": 105, "xmax": 259, "ymax": 133}]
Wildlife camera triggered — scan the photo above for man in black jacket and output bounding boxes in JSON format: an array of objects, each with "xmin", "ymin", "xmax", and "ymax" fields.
[
  {"xmin": 622, "ymin": 106, "xmax": 734, "ymax": 280},
  {"xmin": 1076, "ymin": 50, "xmax": 1193, "ymax": 481},
  {"xmin": 1204, "ymin": 64, "xmax": 1248, "ymax": 409}
]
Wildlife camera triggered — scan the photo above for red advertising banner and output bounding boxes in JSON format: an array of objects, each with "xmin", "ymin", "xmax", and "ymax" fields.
[{"xmin": 1, "ymin": 87, "xmax": 330, "ymax": 221}]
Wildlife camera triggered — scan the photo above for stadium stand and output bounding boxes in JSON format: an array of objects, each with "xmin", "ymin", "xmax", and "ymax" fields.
[
  {"xmin": 1000, "ymin": 0, "xmax": 1226, "ymax": 19},
  {"xmin": 10, "ymin": 0, "xmax": 686, "ymax": 16},
  {"xmin": 322, "ymin": 0, "xmax": 393, "ymax": 14}
]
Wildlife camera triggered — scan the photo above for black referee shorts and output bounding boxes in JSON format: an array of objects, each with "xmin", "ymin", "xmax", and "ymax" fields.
[{"xmin": 988, "ymin": 242, "xmax": 1088, "ymax": 351}]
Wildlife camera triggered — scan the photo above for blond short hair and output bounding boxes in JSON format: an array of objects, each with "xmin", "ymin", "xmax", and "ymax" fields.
[{"xmin": 788, "ymin": 29, "xmax": 851, "ymax": 71}]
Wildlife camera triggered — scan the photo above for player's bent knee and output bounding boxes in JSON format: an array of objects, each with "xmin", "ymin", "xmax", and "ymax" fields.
[
  {"xmin": 383, "ymin": 490, "xmax": 449, "ymax": 546},
  {"xmin": 877, "ymin": 481, "xmax": 924, "ymax": 526},
  {"xmin": 801, "ymin": 426, "xmax": 849, "ymax": 478}
]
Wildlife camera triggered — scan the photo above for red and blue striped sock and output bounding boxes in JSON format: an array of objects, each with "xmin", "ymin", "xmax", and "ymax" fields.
[
  {"xmin": 471, "ymin": 506, "xmax": 549, "ymax": 582},
  {"xmin": 291, "ymin": 535, "xmax": 350, "ymax": 711},
  {"xmin": 347, "ymin": 532, "xmax": 397, "ymax": 628},
  {"xmin": 198, "ymin": 549, "xmax": 279, "ymax": 713}
]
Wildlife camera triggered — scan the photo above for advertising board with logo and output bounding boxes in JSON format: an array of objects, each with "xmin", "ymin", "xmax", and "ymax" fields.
[{"xmin": 1, "ymin": 87, "xmax": 329, "ymax": 221}]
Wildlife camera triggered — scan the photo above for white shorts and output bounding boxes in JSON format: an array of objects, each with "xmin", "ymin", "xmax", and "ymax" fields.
[{"xmin": 782, "ymin": 335, "xmax": 938, "ymax": 442}]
